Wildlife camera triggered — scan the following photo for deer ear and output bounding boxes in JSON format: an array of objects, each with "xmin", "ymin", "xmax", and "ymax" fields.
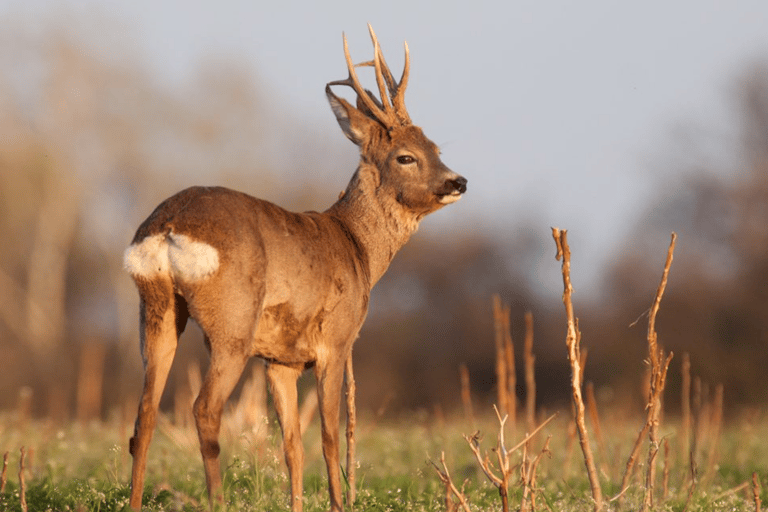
[{"xmin": 326, "ymin": 85, "xmax": 381, "ymax": 146}]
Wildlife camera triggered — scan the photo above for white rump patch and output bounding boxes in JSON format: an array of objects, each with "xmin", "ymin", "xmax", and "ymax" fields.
[
  {"xmin": 167, "ymin": 233, "xmax": 220, "ymax": 281},
  {"xmin": 123, "ymin": 232, "xmax": 219, "ymax": 281},
  {"xmin": 123, "ymin": 234, "xmax": 170, "ymax": 277}
]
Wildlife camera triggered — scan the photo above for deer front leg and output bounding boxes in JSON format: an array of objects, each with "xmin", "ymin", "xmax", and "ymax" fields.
[
  {"xmin": 266, "ymin": 363, "xmax": 304, "ymax": 512},
  {"xmin": 316, "ymin": 358, "xmax": 346, "ymax": 512},
  {"xmin": 193, "ymin": 342, "xmax": 249, "ymax": 508}
]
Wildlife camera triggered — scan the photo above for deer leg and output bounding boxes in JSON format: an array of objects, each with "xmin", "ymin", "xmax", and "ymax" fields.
[
  {"xmin": 316, "ymin": 358, "xmax": 346, "ymax": 512},
  {"xmin": 193, "ymin": 342, "xmax": 249, "ymax": 508},
  {"xmin": 129, "ymin": 293, "xmax": 179, "ymax": 510},
  {"xmin": 267, "ymin": 363, "xmax": 304, "ymax": 512}
]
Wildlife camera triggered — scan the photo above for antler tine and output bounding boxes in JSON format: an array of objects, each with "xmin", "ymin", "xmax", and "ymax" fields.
[
  {"xmin": 367, "ymin": 24, "xmax": 411, "ymax": 125},
  {"xmin": 366, "ymin": 24, "xmax": 395, "ymax": 117},
  {"xmin": 327, "ymin": 32, "xmax": 389, "ymax": 126},
  {"xmin": 327, "ymin": 28, "xmax": 412, "ymax": 128},
  {"xmin": 393, "ymin": 41, "xmax": 411, "ymax": 124}
]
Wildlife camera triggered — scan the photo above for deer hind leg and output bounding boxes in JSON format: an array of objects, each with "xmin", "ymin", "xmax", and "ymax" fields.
[
  {"xmin": 129, "ymin": 279, "xmax": 185, "ymax": 510},
  {"xmin": 266, "ymin": 363, "xmax": 304, "ymax": 512},
  {"xmin": 193, "ymin": 339, "xmax": 249, "ymax": 507},
  {"xmin": 316, "ymin": 356, "xmax": 346, "ymax": 512}
]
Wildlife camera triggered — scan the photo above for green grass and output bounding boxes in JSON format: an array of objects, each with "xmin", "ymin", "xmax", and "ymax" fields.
[{"xmin": 1, "ymin": 409, "xmax": 766, "ymax": 511}]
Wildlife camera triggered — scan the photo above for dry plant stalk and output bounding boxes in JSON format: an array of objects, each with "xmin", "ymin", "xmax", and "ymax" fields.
[
  {"xmin": 585, "ymin": 382, "xmax": 607, "ymax": 476},
  {"xmin": 345, "ymin": 354, "xmax": 357, "ymax": 509},
  {"xmin": 615, "ymin": 233, "xmax": 676, "ymax": 510},
  {"xmin": 551, "ymin": 227, "xmax": 603, "ymax": 512},
  {"xmin": 493, "ymin": 295, "xmax": 509, "ymax": 417},
  {"xmin": 641, "ymin": 233, "xmax": 677, "ymax": 512},
  {"xmin": 662, "ymin": 437, "xmax": 671, "ymax": 499},
  {"xmin": 504, "ymin": 312, "xmax": 516, "ymax": 431},
  {"xmin": 493, "ymin": 295, "xmax": 517, "ymax": 425},
  {"xmin": 76, "ymin": 341, "xmax": 107, "ymax": 423},
  {"xmin": 459, "ymin": 363, "xmax": 475, "ymax": 428},
  {"xmin": 464, "ymin": 408, "xmax": 558, "ymax": 512},
  {"xmin": 520, "ymin": 436, "xmax": 552, "ymax": 512},
  {"xmin": 681, "ymin": 352, "xmax": 691, "ymax": 465},
  {"xmin": 753, "ymin": 472, "xmax": 762, "ymax": 512},
  {"xmin": 430, "ymin": 452, "xmax": 472, "ymax": 512},
  {"xmin": 19, "ymin": 447, "xmax": 27, "ymax": 512},
  {"xmin": 524, "ymin": 311, "xmax": 536, "ymax": 433},
  {"xmin": 703, "ymin": 383, "xmax": 724, "ymax": 486},
  {"xmin": 1, "ymin": 451, "xmax": 8, "ymax": 493}
]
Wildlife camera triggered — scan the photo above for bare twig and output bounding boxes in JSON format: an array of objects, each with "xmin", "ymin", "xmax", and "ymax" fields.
[
  {"xmin": 507, "ymin": 412, "xmax": 558, "ymax": 455},
  {"xmin": 430, "ymin": 452, "xmax": 472, "ymax": 512},
  {"xmin": 614, "ymin": 234, "xmax": 676, "ymax": 511},
  {"xmin": 551, "ymin": 227, "xmax": 603, "ymax": 512},
  {"xmin": 464, "ymin": 409, "xmax": 557, "ymax": 512},
  {"xmin": 521, "ymin": 436, "xmax": 552, "ymax": 512},
  {"xmin": 465, "ymin": 407, "xmax": 510, "ymax": 512},
  {"xmin": 643, "ymin": 232, "xmax": 676, "ymax": 510},
  {"xmin": 713, "ymin": 481, "xmax": 750, "ymax": 501},
  {"xmin": 345, "ymin": 354, "xmax": 357, "ymax": 509},
  {"xmin": 19, "ymin": 447, "xmax": 27, "ymax": 512},
  {"xmin": 753, "ymin": 472, "xmax": 762, "ymax": 512}
]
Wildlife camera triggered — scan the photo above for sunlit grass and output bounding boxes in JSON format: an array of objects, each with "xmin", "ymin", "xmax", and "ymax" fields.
[{"xmin": 0, "ymin": 408, "xmax": 766, "ymax": 511}]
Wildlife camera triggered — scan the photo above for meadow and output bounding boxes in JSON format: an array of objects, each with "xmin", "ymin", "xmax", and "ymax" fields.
[
  {"xmin": 2, "ymin": 231, "xmax": 767, "ymax": 512},
  {"xmin": 0, "ymin": 402, "xmax": 766, "ymax": 512}
]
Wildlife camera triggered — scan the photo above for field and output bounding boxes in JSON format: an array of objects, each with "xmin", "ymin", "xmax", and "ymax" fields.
[
  {"xmin": 1, "ymin": 234, "xmax": 767, "ymax": 512},
  {"xmin": 1, "ymin": 402, "xmax": 767, "ymax": 512}
]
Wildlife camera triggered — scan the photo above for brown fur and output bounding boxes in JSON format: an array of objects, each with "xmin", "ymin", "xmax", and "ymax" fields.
[{"xmin": 125, "ymin": 27, "xmax": 466, "ymax": 512}]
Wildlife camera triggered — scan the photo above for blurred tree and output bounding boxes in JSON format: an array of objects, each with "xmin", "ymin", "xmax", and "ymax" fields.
[{"xmin": 601, "ymin": 63, "xmax": 768, "ymax": 408}]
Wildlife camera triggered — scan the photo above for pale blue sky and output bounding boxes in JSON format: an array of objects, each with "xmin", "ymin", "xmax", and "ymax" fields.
[{"xmin": 7, "ymin": 0, "xmax": 768, "ymax": 296}]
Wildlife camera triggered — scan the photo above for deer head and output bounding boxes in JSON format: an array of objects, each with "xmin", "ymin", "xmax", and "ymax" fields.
[{"xmin": 325, "ymin": 25, "xmax": 467, "ymax": 225}]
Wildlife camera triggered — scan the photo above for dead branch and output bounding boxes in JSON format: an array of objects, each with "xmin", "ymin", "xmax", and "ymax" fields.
[
  {"xmin": 643, "ymin": 234, "xmax": 677, "ymax": 511},
  {"xmin": 19, "ymin": 447, "xmax": 27, "ymax": 512},
  {"xmin": 753, "ymin": 472, "xmax": 762, "ymax": 512},
  {"xmin": 551, "ymin": 227, "xmax": 603, "ymax": 512},
  {"xmin": 521, "ymin": 436, "xmax": 552, "ymax": 512},
  {"xmin": 465, "ymin": 407, "xmax": 509, "ymax": 512},
  {"xmin": 430, "ymin": 452, "xmax": 472, "ymax": 512}
]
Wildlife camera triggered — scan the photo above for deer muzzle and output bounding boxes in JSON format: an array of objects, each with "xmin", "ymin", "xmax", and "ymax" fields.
[{"xmin": 437, "ymin": 175, "xmax": 467, "ymax": 204}]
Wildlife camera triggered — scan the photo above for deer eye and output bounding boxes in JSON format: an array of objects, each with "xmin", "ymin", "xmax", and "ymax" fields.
[{"xmin": 396, "ymin": 155, "xmax": 416, "ymax": 165}]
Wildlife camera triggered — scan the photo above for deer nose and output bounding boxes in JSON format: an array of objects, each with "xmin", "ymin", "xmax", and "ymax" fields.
[{"xmin": 449, "ymin": 176, "xmax": 467, "ymax": 194}]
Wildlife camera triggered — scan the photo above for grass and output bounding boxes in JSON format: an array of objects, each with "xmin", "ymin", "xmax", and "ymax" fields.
[{"xmin": 1, "ymin": 406, "xmax": 766, "ymax": 511}]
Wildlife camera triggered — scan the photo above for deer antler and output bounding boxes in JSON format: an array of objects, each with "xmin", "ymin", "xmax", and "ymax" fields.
[{"xmin": 327, "ymin": 24, "xmax": 411, "ymax": 129}]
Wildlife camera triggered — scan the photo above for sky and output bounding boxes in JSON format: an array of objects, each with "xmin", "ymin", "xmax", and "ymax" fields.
[{"xmin": 7, "ymin": 0, "xmax": 768, "ymax": 297}]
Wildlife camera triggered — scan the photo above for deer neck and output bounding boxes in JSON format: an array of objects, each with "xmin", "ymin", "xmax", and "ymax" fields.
[{"xmin": 327, "ymin": 165, "xmax": 418, "ymax": 287}]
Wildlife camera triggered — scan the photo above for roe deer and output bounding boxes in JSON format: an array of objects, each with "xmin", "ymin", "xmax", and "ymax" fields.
[{"xmin": 123, "ymin": 24, "xmax": 467, "ymax": 511}]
